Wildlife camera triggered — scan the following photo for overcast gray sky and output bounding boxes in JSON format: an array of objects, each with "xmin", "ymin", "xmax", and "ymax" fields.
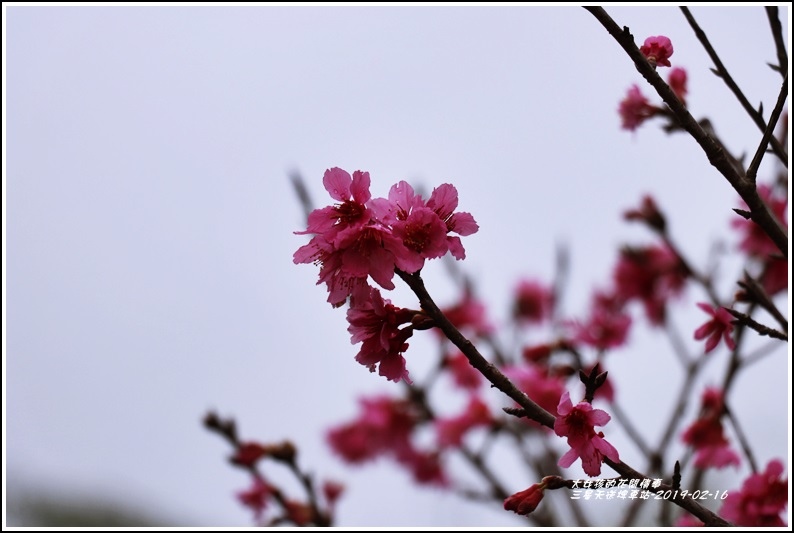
[{"xmin": 5, "ymin": 4, "xmax": 790, "ymax": 527}]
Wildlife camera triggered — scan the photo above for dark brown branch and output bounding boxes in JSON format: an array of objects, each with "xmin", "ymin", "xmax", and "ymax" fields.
[
  {"xmin": 765, "ymin": 7, "xmax": 788, "ymax": 79},
  {"xmin": 746, "ymin": 75, "xmax": 789, "ymax": 184},
  {"xmin": 399, "ymin": 269, "xmax": 730, "ymax": 526},
  {"xmin": 584, "ymin": 7, "xmax": 788, "ymax": 259},
  {"xmin": 680, "ymin": 7, "xmax": 788, "ymax": 165},
  {"xmin": 726, "ymin": 308, "xmax": 788, "ymax": 341}
]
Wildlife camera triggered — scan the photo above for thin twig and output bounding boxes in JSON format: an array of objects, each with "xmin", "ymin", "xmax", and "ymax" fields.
[
  {"xmin": 680, "ymin": 7, "xmax": 788, "ymax": 166},
  {"xmin": 399, "ymin": 269, "xmax": 730, "ymax": 526},
  {"xmin": 765, "ymin": 7, "xmax": 788, "ymax": 79},
  {"xmin": 726, "ymin": 308, "xmax": 788, "ymax": 341},
  {"xmin": 584, "ymin": 6, "xmax": 788, "ymax": 259},
  {"xmin": 723, "ymin": 405, "xmax": 759, "ymax": 474},
  {"xmin": 746, "ymin": 75, "xmax": 789, "ymax": 184}
]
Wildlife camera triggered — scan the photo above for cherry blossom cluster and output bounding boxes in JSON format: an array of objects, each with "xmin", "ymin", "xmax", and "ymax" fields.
[
  {"xmin": 618, "ymin": 35, "xmax": 688, "ymax": 131},
  {"xmin": 294, "ymin": 167, "xmax": 478, "ymax": 382}
]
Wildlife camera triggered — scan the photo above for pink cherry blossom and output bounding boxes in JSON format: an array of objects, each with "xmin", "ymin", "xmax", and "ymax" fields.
[
  {"xmin": 554, "ymin": 391, "xmax": 619, "ymax": 477},
  {"xmin": 435, "ymin": 396, "xmax": 493, "ymax": 448},
  {"xmin": 504, "ymin": 363, "xmax": 566, "ymax": 417},
  {"xmin": 426, "ymin": 183, "xmax": 479, "ymax": 260},
  {"xmin": 231, "ymin": 442, "xmax": 269, "ymax": 468},
  {"xmin": 295, "ymin": 168, "xmax": 373, "ymax": 245},
  {"xmin": 237, "ymin": 477, "xmax": 273, "ymax": 521},
  {"xmin": 440, "ymin": 290, "xmax": 494, "ymax": 338},
  {"xmin": 612, "ymin": 244, "xmax": 688, "ymax": 325},
  {"xmin": 732, "ymin": 184, "xmax": 788, "ymax": 258},
  {"xmin": 668, "ymin": 67, "xmax": 688, "ymax": 104},
  {"xmin": 326, "ymin": 396, "xmax": 417, "ymax": 463},
  {"xmin": 347, "ymin": 287, "xmax": 416, "ymax": 383},
  {"xmin": 619, "ymin": 85, "xmax": 657, "ymax": 131},
  {"xmin": 370, "ymin": 181, "xmax": 451, "ymax": 269},
  {"xmin": 720, "ymin": 459, "xmax": 788, "ymax": 526},
  {"xmin": 570, "ymin": 291, "xmax": 632, "ymax": 350},
  {"xmin": 396, "ymin": 447, "xmax": 448, "ymax": 486},
  {"xmin": 681, "ymin": 388, "xmax": 740, "ymax": 470},
  {"xmin": 694, "ymin": 303, "xmax": 736, "ymax": 354},
  {"xmin": 640, "ymin": 35, "xmax": 674, "ymax": 67},
  {"xmin": 512, "ymin": 279, "xmax": 554, "ymax": 324},
  {"xmin": 445, "ymin": 351, "xmax": 483, "ymax": 390}
]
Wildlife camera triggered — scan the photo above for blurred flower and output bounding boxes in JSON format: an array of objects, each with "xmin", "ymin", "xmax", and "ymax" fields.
[
  {"xmin": 613, "ymin": 244, "xmax": 688, "ymax": 325},
  {"xmin": 503, "ymin": 363, "xmax": 566, "ymax": 416},
  {"xmin": 720, "ymin": 459, "xmax": 788, "ymax": 526},
  {"xmin": 619, "ymin": 85, "xmax": 657, "ymax": 131},
  {"xmin": 435, "ymin": 395, "xmax": 493, "ymax": 448},
  {"xmin": 230, "ymin": 442, "xmax": 269, "ymax": 468},
  {"xmin": 668, "ymin": 67, "xmax": 688, "ymax": 104},
  {"xmin": 327, "ymin": 396, "xmax": 417, "ymax": 463},
  {"xmin": 624, "ymin": 194, "xmax": 666, "ymax": 233},
  {"xmin": 512, "ymin": 279, "xmax": 554, "ymax": 324},
  {"xmin": 681, "ymin": 388, "xmax": 740, "ymax": 470},
  {"xmin": 237, "ymin": 478, "xmax": 273, "ymax": 521},
  {"xmin": 446, "ymin": 351, "xmax": 483, "ymax": 390},
  {"xmin": 693, "ymin": 303, "xmax": 736, "ymax": 354},
  {"xmin": 732, "ymin": 184, "xmax": 788, "ymax": 258},
  {"xmin": 640, "ymin": 35, "xmax": 674, "ymax": 67}
]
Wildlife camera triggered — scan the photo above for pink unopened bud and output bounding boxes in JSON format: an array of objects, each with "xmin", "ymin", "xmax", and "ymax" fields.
[
  {"xmin": 504, "ymin": 482, "xmax": 546, "ymax": 515},
  {"xmin": 640, "ymin": 35, "xmax": 674, "ymax": 68}
]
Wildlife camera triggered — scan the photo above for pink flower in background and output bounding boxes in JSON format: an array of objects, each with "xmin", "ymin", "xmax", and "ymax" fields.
[
  {"xmin": 732, "ymin": 184, "xmax": 788, "ymax": 258},
  {"xmin": 435, "ymin": 396, "xmax": 493, "ymax": 448},
  {"xmin": 693, "ymin": 303, "xmax": 736, "ymax": 353},
  {"xmin": 231, "ymin": 442, "xmax": 269, "ymax": 468},
  {"xmin": 504, "ymin": 483, "xmax": 546, "ymax": 515},
  {"xmin": 446, "ymin": 351, "xmax": 483, "ymax": 390},
  {"xmin": 440, "ymin": 290, "xmax": 494, "ymax": 338},
  {"xmin": 619, "ymin": 85, "xmax": 657, "ymax": 131},
  {"xmin": 571, "ymin": 291, "xmax": 632, "ymax": 351},
  {"xmin": 682, "ymin": 388, "xmax": 740, "ymax": 470},
  {"xmin": 640, "ymin": 35, "xmax": 674, "ymax": 67},
  {"xmin": 761, "ymin": 257, "xmax": 788, "ymax": 296},
  {"xmin": 327, "ymin": 396, "xmax": 417, "ymax": 463},
  {"xmin": 396, "ymin": 448, "xmax": 448, "ymax": 486},
  {"xmin": 613, "ymin": 244, "xmax": 688, "ymax": 325},
  {"xmin": 504, "ymin": 363, "xmax": 566, "ymax": 416},
  {"xmin": 720, "ymin": 459, "xmax": 788, "ymax": 526},
  {"xmin": 554, "ymin": 391, "xmax": 619, "ymax": 477},
  {"xmin": 668, "ymin": 67, "xmax": 688, "ymax": 104},
  {"xmin": 237, "ymin": 477, "xmax": 273, "ymax": 521},
  {"xmin": 347, "ymin": 287, "xmax": 416, "ymax": 383},
  {"xmin": 512, "ymin": 279, "xmax": 554, "ymax": 324},
  {"xmin": 624, "ymin": 194, "xmax": 666, "ymax": 232},
  {"xmin": 425, "ymin": 183, "xmax": 479, "ymax": 260}
]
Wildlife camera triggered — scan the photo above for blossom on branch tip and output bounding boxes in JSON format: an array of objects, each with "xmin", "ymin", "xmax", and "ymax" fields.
[
  {"xmin": 668, "ymin": 67, "xmax": 688, "ymax": 104},
  {"xmin": 504, "ymin": 482, "xmax": 546, "ymax": 515},
  {"xmin": 640, "ymin": 35, "xmax": 674, "ymax": 68},
  {"xmin": 237, "ymin": 478, "xmax": 273, "ymax": 521},
  {"xmin": 554, "ymin": 391, "xmax": 619, "ymax": 477},
  {"xmin": 693, "ymin": 303, "xmax": 736, "ymax": 354},
  {"xmin": 619, "ymin": 85, "xmax": 657, "ymax": 131},
  {"xmin": 230, "ymin": 442, "xmax": 269, "ymax": 468},
  {"xmin": 347, "ymin": 286, "xmax": 416, "ymax": 383}
]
